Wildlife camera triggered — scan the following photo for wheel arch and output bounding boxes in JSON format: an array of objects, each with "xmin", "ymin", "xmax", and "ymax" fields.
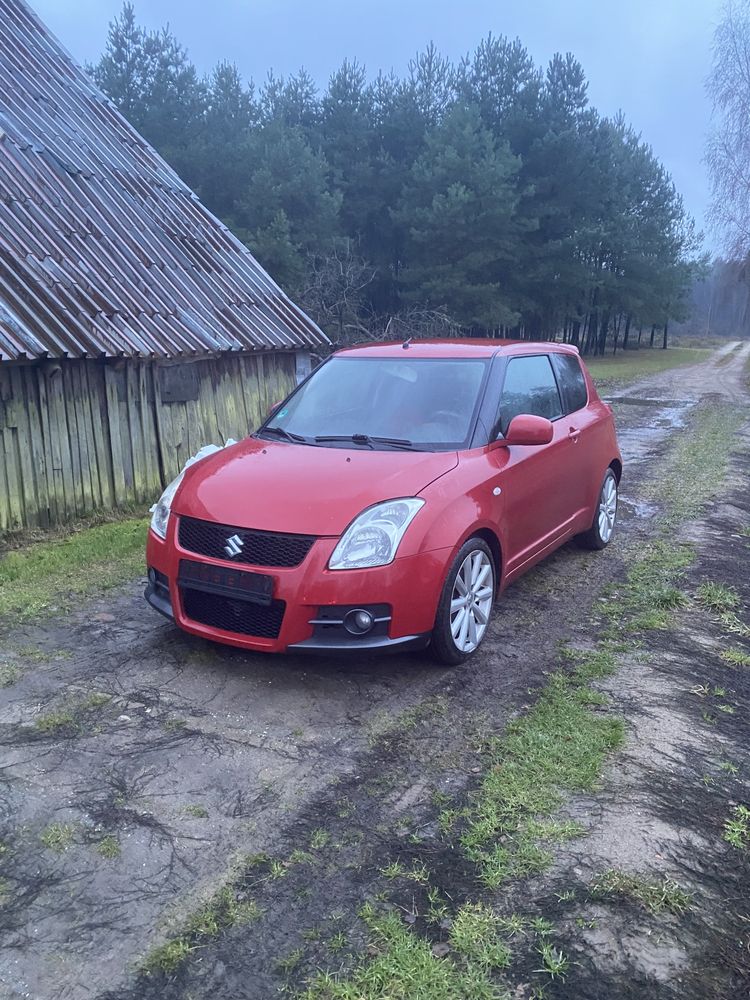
[
  {"xmin": 609, "ymin": 458, "xmax": 622, "ymax": 483},
  {"xmin": 465, "ymin": 527, "xmax": 503, "ymax": 594}
]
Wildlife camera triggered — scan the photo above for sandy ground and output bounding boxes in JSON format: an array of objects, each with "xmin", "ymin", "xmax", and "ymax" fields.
[{"xmin": 0, "ymin": 342, "xmax": 748, "ymax": 1000}]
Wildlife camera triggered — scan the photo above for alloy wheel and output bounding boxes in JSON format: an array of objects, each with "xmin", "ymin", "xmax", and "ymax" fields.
[
  {"xmin": 449, "ymin": 549, "xmax": 494, "ymax": 653},
  {"xmin": 598, "ymin": 475, "xmax": 617, "ymax": 543}
]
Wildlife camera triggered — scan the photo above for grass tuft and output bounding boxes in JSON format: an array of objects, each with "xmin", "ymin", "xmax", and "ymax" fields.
[
  {"xmin": 40, "ymin": 823, "xmax": 76, "ymax": 853},
  {"xmin": 723, "ymin": 804, "xmax": 750, "ymax": 851},
  {"xmin": 697, "ymin": 581, "xmax": 741, "ymax": 614},
  {"xmin": 448, "ymin": 902, "xmax": 511, "ymax": 969},
  {"xmin": 183, "ymin": 804, "xmax": 209, "ymax": 819},
  {"xmin": 535, "ymin": 939, "xmax": 570, "ymax": 979},
  {"xmin": 97, "ymin": 835, "xmax": 121, "ymax": 859},
  {"xmin": 720, "ymin": 647, "xmax": 750, "ymax": 668},
  {"xmin": 591, "ymin": 869, "xmax": 692, "ymax": 915},
  {"xmin": 0, "ymin": 661, "xmax": 20, "ymax": 687}
]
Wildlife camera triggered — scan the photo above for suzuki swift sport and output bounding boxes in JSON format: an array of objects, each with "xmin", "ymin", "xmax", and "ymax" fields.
[{"xmin": 145, "ymin": 340, "xmax": 621, "ymax": 664}]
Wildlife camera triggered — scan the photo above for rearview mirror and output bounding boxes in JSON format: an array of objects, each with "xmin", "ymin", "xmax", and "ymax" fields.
[{"xmin": 501, "ymin": 414, "xmax": 554, "ymax": 447}]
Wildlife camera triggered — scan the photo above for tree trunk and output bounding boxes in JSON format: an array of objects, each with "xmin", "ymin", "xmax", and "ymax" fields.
[
  {"xmin": 622, "ymin": 314, "xmax": 632, "ymax": 351},
  {"xmin": 597, "ymin": 310, "xmax": 610, "ymax": 356},
  {"xmin": 612, "ymin": 314, "xmax": 622, "ymax": 355},
  {"xmin": 584, "ymin": 311, "xmax": 597, "ymax": 356},
  {"xmin": 662, "ymin": 320, "xmax": 669, "ymax": 349},
  {"xmin": 650, "ymin": 324, "xmax": 656, "ymax": 347}
]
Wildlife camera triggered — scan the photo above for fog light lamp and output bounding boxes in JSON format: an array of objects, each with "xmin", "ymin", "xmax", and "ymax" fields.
[{"xmin": 344, "ymin": 609, "xmax": 374, "ymax": 635}]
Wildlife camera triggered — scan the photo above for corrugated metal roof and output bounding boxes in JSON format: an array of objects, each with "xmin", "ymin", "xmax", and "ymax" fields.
[{"xmin": 0, "ymin": 0, "xmax": 329, "ymax": 361}]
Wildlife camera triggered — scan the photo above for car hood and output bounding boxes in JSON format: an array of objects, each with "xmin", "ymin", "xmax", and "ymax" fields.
[{"xmin": 173, "ymin": 438, "xmax": 458, "ymax": 536}]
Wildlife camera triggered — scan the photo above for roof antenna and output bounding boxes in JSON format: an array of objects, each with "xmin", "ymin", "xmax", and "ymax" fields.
[{"xmin": 402, "ymin": 337, "xmax": 412, "ymax": 350}]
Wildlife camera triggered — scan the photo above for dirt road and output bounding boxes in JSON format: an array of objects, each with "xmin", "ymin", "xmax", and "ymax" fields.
[{"xmin": 1, "ymin": 343, "xmax": 749, "ymax": 1000}]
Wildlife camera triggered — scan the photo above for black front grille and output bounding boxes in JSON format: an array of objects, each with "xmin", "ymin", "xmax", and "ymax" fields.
[
  {"xmin": 181, "ymin": 588, "xmax": 286, "ymax": 639},
  {"xmin": 178, "ymin": 516, "xmax": 315, "ymax": 568}
]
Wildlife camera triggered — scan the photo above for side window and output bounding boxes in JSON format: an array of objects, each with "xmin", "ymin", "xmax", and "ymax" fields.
[
  {"xmin": 497, "ymin": 355, "xmax": 563, "ymax": 434},
  {"xmin": 552, "ymin": 354, "xmax": 588, "ymax": 414}
]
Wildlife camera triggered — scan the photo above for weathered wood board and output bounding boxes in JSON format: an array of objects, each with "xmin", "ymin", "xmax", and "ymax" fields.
[{"xmin": 0, "ymin": 352, "xmax": 298, "ymax": 535}]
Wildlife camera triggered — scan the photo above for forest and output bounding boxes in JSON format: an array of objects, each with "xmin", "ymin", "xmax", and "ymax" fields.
[{"xmin": 90, "ymin": 4, "xmax": 703, "ymax": 353}]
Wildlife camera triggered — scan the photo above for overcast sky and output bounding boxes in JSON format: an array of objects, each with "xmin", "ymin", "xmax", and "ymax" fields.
[{"xmin": 33, "ymin": 0, "xmax": 723, "ymax": 249}]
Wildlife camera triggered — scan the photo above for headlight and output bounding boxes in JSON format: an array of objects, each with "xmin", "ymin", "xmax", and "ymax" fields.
[
  {"xmin": 329, "ymin": 498, "xmax": 424, "ymax": 570},
  {"xmin": 150, "ymin": 471, "xmax": 185, "ymax": 540}
]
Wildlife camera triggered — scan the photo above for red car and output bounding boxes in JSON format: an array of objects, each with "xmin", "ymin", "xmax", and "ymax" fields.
[{"xmin": 145, "ymin": 340, "xmax": 621, "ymax": 664}]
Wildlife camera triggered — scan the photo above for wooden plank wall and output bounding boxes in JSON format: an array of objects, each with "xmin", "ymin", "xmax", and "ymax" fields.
[{"xmin": 0, "ymin": 352, "xmax": 298, "ymax": 536}]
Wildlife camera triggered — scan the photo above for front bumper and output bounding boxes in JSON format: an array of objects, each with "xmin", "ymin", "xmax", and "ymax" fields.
[{"xmin": 145, "ymin": 517, "xmax": 448, "ymax": 655}]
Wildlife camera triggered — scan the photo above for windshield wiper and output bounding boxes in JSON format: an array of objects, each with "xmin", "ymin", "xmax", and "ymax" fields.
[
  {"xmin": 314, "ymin": 433, "xmax": 421, "ymax": 451},
  {"xmin": 257, "ymin": 425, "xmax": 308, "ymax": 444}
]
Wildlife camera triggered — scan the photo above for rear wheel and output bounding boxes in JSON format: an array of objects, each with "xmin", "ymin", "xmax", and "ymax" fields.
[
  {"xmin": 577, "ymin": 468, "xmax": 618, "ymax": 550},
  {"xmin": 431, "ymin": 538, "xmax": 496, "ymax": 665}
]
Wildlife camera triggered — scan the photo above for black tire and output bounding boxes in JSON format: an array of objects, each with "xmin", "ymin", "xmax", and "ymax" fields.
[
  {"xmin": 430, "ymin": 537, "xmax": 496, "ymax": 666},
  {"xmin": 577, "ymin": 468, "xmax": 618, "ymax": 550}
]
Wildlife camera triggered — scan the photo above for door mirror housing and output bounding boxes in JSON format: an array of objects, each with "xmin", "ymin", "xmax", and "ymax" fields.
[
  {"xmin": 501, "ymin": 414, "xmax": 554, "ymax": 447},
  {"xmin": 266, "ymin": 399, "xmax": 283, "ymax": 418}
]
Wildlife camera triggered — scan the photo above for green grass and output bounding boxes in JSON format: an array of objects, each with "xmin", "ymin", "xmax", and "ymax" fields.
[
  {"xmin": 601, "ymin": 541, "xmax": 693, "ymax": 632},
  {"xmin": 0, "ymin": 661, "xmax": 20, "ymax": 687},
  {"xmin": 723, "ymin": 804, "xmax": 750, "ymax": 851},
  {"xmin": 40, "ymin": 823, "xmax": 76, "ymax": 852},
  {"xmin": 35, "ymin": 709, "xmax": 77, "ymax": 734},
  {"xmin": 535, "ymin": 940, "xmax": 570, "ymax": 979},
  {"xmin": 0, "ymin": 517, "xmax": 148, "ymax": 620},
  {"xmin": 35, "ymin": 692, "xmax": 112, "ymax": 736},
  {"xmin": 300, "ymin": 904, "xmax": 512, "ymax": 1000},
  {"xmin": 651, "ymin": 402, "xmax": 741, "ymax": 526},
  {"xmin": 585, "ymin": 346, "xmax": 709, "ymax": 386},
  {"xmin": 141, "ymin": 884, "xmax": 262, "ymax": 975},
  {"xmin": 720, "ymin": 648, "xmax": 750, "ymax": 668},
  {"xmin": 448, "ymin": 903, "xmax": 512, "ymax": 970},
  {"xmin": 183, "ymin": 804, "xmax": 209, "ymax": 819},
  {"xmin": 379, "ymin": 860, "xmax": 430, "ymax": 884},
  {"xmin": 310, "ymin": 829, "xmax": 330, "ymax": 850},
  {"xmin": 97, "ymin": 835, "xmax": 122, "ymax": 859},
  {"xmin": 697, "ymin": 581, "xmax": 741, "ymax": 614},
  {"xmin": 591, "ymin": 869, "xmax": 692, "ymax": 915},
  {"xmin": 458, "ymin": 670, "xmax": 624, "ymax": 887}
]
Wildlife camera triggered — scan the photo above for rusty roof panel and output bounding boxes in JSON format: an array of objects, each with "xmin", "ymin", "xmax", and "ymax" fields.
[{"xmin": 0, "ymin": 0, "xmax": 329, "ymax": 361}]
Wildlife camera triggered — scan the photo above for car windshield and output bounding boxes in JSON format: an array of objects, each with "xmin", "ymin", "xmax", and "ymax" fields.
[{"xmin": 261, "ymin": 356, "xmax": 489, "ymax": 450}]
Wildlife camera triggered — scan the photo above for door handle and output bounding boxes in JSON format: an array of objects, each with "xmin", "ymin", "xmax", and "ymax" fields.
[{"xmin": 568, "ymin": 426, "xmax": 580, "ymax": 443}]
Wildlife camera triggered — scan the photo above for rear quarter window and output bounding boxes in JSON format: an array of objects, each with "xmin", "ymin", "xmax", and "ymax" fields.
[{"xmin": 552, "ymin": 353, "xmax": 588, "ymax": 414}]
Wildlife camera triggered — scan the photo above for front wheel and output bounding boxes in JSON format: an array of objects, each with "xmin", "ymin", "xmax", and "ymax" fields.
[
  {"xmin": 431, "ymin": 538, "xmax": 496, "ymax": 666},
  {"xmin": 577, "ymin": 468, "xmax": 618, "ymax": 550}
]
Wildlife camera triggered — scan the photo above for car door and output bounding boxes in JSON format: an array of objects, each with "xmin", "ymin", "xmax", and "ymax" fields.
[{"xmin": 489, "ymin": 354, "xmax": 570, "ymax": 576}]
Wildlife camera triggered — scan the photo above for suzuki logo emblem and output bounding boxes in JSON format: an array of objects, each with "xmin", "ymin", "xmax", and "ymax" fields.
[{"xmin": 224, "ymin": 533, "xmax": 244, "ymax": 558}]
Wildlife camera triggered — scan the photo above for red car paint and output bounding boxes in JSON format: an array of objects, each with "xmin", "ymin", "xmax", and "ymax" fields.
[{"xmin": 145, "ymin": 339, "xmax": 621, "ymax": 656}]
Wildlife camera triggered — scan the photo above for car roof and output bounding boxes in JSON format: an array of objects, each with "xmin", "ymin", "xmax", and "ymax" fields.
[{"xmin": 334, "ymin": 338, "xmax": 580, "ymax": 359}]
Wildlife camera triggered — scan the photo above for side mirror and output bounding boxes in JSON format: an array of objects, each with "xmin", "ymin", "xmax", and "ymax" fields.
[
  {"xmin": 502, "ymin": 414, "xmax": 554, "ymax": 447},
  {"xmin": 266, "ymin": 399, "xmax": 283, "ymax": 419}
]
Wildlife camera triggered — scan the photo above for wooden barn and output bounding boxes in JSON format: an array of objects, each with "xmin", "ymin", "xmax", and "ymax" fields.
[{"xmin": 0, "ymin": 0, "xmax": 328, "ymax": 537}]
